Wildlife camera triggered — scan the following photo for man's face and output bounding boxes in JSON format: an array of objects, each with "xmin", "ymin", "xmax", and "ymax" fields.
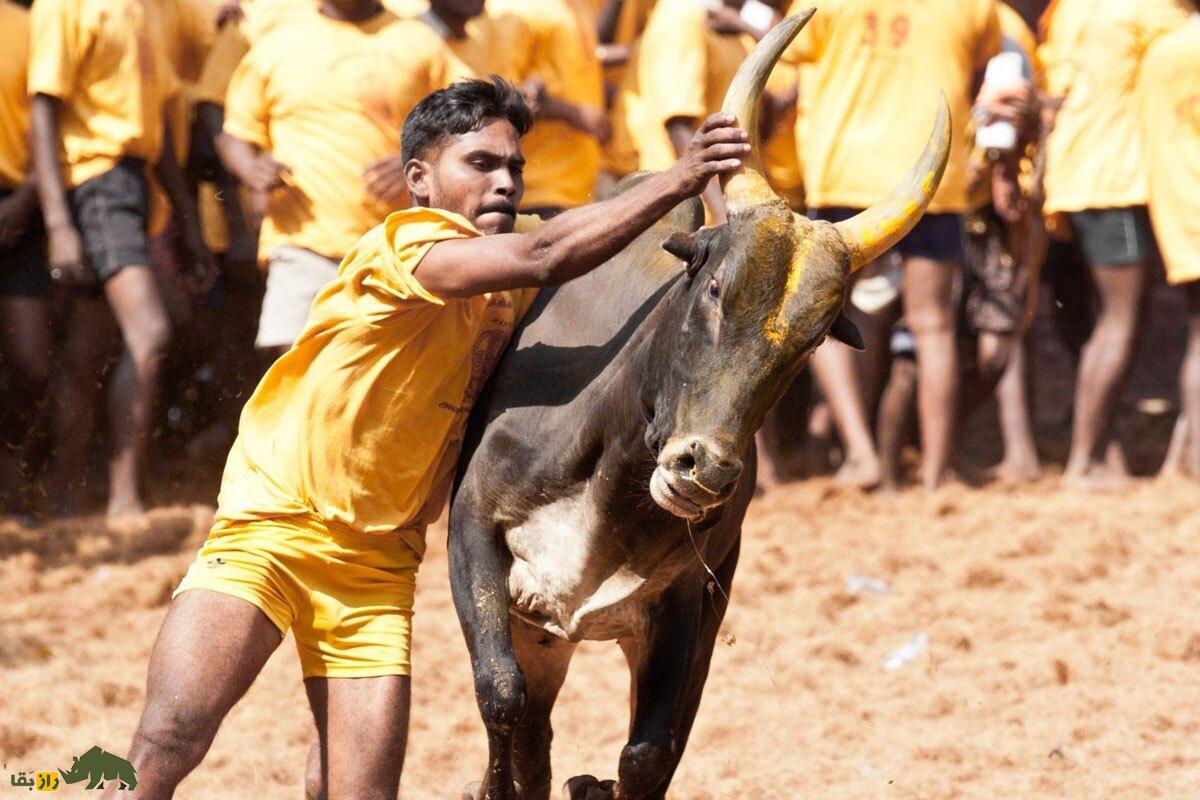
[
  {"xmin": 407, "ymin": 118, "xmax": 525, "ymax": 235},
  {"xmin": 430, "ymin": 0, "xmax": 486, "ymax": 20}
]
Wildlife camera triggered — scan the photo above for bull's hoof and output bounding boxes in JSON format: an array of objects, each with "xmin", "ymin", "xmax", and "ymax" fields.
[
  {"xmin": 461, "ymin": 780, "xmax": 524, "ymax": 800},
  {"xmin": 562, "ymin": 775, "xmax": 616, "ymax": 800}
]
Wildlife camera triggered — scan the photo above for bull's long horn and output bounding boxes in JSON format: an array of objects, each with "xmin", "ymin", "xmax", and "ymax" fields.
[
  {"xmin": 833, "ymin": 95, "xmax": 953, "ymax": 273},
  {"xmin": 719, "ymin": 9, "xmax": 815, "ymax": 213}
]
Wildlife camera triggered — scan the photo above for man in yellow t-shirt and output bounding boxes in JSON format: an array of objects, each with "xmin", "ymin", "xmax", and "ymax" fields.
[
  {"xmin": 113, "ymin": 78, "xmax": 748, "ymax": 797},
  {"xmin": 785, "ymin": 0, "xmax": 1001, "ymax": 492},
  {"xmin": 487, "ymin": 0, "xmax": 607, "ymax": 213},
  {"xmin": 1140, "ymin": 12, "xmax": 1200, "ymax": 478},
  {"xmin": 0, "ymin": 0, "xmax": 53, "ymax": 507},
  {"xmin": 28, "ymin": 0, "xmax": 213, "ymax": 520},
  {"xmin": 1038, "ymin": 0, "xmax": 1190, "ymax": 489},
  {"xmin": 218, "ymin": 0, "xmax": 450, "ymax": 356}
]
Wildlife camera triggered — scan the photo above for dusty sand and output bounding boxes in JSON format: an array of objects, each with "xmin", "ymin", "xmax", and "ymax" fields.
[{"xmin": 2, "ymin": 474, "xmax": 1199, "ymax": 799}]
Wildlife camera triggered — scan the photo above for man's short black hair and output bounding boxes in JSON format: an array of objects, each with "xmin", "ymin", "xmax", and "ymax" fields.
[{"xmin": 401, "ymin": 77, "xmax": 533, "ymax": 163}]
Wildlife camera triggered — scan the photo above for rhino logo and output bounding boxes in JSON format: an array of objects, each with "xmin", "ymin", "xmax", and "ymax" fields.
[{"xmin": 58, "ymin": 746, "xmax": 137, "ymax": 790}]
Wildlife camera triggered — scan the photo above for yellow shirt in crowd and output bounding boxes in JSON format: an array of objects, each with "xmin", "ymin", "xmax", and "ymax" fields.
[
  {"xmin": 1139, "ymin": 17, "xmax": 1200, "ymax": 286},
  {"xmin": 28, "ymin": 0, "xmax": 179, "ymax": 190},
  {"xmin": 439, "ymin": 12, "xmax": 534, "ymax": 84},
  {"xmin": 634, "ymin": 0, "xmax": 751, "ymax": 172},
  {"xmin": 785, "ymin": 0, "xmax": 1001, "ymax": 214},
  {"xmin": 488, "ymin": 0, "xmax": 605, "ymax": 210},
  {"xmin": 213, "ymin": 209, "xmax": 541, "ymax": 550},
  {"xmin": 0, "ymin": 1, "xmax": 31, "ymax": 189},
  {"xmin": 224, "ymin": 9, "xmax": 449, "ymax": 262},
  {"xmin": 1038, "ymin": 0, "xmax": 1191, "ymax": 214}
]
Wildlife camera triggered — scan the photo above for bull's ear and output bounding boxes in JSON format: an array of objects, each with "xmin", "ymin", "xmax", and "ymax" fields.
[
  {"xmin": 828, "ymin": 313, "xmax": 865, "ymax": 350},
  {"xmin": 661, "ymin": 231, "xmax": 698, "ymax": 267}
]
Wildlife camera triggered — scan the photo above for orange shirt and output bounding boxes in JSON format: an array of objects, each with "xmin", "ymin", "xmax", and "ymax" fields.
[{"xmin": 0, "ymin": 1, "xmax": 31, "ymax": 189}]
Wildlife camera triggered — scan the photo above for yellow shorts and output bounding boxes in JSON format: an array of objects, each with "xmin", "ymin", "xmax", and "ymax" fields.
[{"xmin": 173, "ymin": 515, "xmax": 422, "ymax": 678}]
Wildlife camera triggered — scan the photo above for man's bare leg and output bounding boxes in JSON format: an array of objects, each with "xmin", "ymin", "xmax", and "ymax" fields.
[
  {"xmin": 303, "ymin": 675, "xmax": 411, "ymax": 800},
  {"xmin": 993, "ymin": 340, "xmax": 1041, "ymax": 480},
  {"xmin": 876, "ymin": 354, "xmax": 918, "ymax": 491},
  {"xmin": 1063, "ymin": 260, "xmax": 1146, "ymax": 488},
  {"xmin": 46, "ymin": 297, "xmax": 117, "ymax": 515},
  {"xmin": 103, "ymin": 266, "xmax": 172, "ymax": 521},
  {"xmin": 902, "ymin": 256, "xmax": 960, "ymax": 490},
  {"xmin": 0, "ymin": 296, "xmax": 53, "ymax": 503},
  {"xmin": 809, "ymin": 337, "xmax": 881, "ymax": 489},
  {"xmin": 104, "ymin": 590, "xmax": 283, "ymax": 799},
  {"xmin": 1174, "ymin": 283, "xmax": 1200, "ymax": 477}
]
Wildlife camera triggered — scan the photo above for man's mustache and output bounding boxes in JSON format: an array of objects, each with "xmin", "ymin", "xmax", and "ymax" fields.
[{"xmin": 480, "ymin": 200, "xmax": 517, "ymax": 216}]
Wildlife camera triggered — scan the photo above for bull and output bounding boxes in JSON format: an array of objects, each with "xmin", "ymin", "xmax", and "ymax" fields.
[{"xmin": 449, "ymin": 10, "xmax": 951, "ymax": 799}]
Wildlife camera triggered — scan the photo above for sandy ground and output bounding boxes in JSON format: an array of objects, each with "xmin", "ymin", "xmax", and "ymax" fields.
[
  {"xmin": 2, "ymin": 474, "xmax": 1200, "ymax": 799},
  {"xmin": 2, "ymin": 272, "xmax": 1198, "ymax": 798}
]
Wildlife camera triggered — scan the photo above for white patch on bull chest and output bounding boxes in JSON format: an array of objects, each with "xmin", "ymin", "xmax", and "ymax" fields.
[{"xmin": 505, "ymin": 487, "xmax": 646, "ymax": 641}]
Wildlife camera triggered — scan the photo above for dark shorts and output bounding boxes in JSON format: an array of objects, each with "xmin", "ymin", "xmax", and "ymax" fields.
[
  {"xmin": 1068, "ymin": 206, "xmax": 1152, "ymax": 267},
  {"xmin": 809, "ymin": 207, "xmax": 966, "ymax": 264},
  {"xmin": 961, "ymin": 206, "xmax": 1030, "ymax": 336},
  {"xmin": 0, "ymin": 188, "xmax": 50, "ymax": 298},
  {"xmin": 68, "ymin": 157, "xmax": 151, "ymax": 285}
]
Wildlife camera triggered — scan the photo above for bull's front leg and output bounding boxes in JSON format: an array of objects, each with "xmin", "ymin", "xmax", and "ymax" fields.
[{"xmin": 449, "ymin": 505, "xmax": 526, "ymax": 800}]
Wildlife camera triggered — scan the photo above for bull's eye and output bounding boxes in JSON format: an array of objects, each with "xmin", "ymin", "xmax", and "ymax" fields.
[{"xmin": 707, "ymin": 277, "xmax": 720, "ymax": 301}]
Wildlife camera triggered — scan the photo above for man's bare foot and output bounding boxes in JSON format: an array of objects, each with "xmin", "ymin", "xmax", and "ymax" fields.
[
  {"xmin": 106, "ymin": 495, "xmax": 147, "ymax": 527},
  {"xmin": 990, "ymin": 457, "xmax": 1041, "ymax": 482},
  {"xmin": 1063, "ymin": 463, "xmax": 1134, "ymax": 492},
  {"xmin": 834, "ymin": 453, "xmax": 882, "ymax": 490}
]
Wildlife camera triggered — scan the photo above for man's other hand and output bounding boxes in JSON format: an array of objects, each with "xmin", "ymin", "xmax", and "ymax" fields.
[
  {"xmin": 363, "ymin": 154, "xmax": 409, "ymax": 206},
  {"xmin": 666, "ymin": 113, "xmax": 750, "ymax": 198},
  {"xmin": 245, "ymin": 153, "xmax": 292, "ymax": 195},
  {"xmin": 47, "ymin": 223, "xmax": 93, "ymax": 288}
]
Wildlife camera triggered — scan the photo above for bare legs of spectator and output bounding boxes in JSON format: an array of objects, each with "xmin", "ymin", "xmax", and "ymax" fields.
[
  {"xmin": 0, "ymin": 295, "xmax": 53, "ymax": 505},
  {"xmin": 1160, "ymin": 282, "xmax": 1200, "ymax": 479},
  {"xmin": 809, "ymin": 336, "xmax": 882, "ymax": 489},
  {"xmin": 1063, "ymin": 260, "xmax": 1147, "ymax": 489},
  {"xmin": 903, "ymin": 256, "xmax": 960, "ymax": 490},
  {"xmin": 47, "ymin": 266, "xmax": 171, "ymax": 520},
  {"xmin": 876, "ymin": 354, "xmax": 917, "ymax": 491},
  {"xmin": 992, "ymin": 340, "xmax": 1041, "ymax": 480}
]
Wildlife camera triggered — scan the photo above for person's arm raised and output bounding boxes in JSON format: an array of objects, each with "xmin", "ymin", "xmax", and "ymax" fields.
[{"xmin": 414, "ymin": 113, "xmax": 748, "ymax": 298}]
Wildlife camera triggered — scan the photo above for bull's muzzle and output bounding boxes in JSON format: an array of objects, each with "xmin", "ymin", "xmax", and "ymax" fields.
[{"xmin": 651, "ymin": 437, "xmax": 743, "ymax": 520}]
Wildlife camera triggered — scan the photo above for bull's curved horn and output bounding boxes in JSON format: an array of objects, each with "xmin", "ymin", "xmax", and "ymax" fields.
[
  {"xmin": 833, "ymin": 95, "xmax": 953, "ymax": 273},
  {"xmin": 719, "ymin": 9, "xmax": 815, "ymax": 213}
]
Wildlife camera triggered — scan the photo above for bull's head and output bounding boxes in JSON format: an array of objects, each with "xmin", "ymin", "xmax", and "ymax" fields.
[{"xmin": 646, "ymin": 9, "xmax": 950, "ymax": 519}]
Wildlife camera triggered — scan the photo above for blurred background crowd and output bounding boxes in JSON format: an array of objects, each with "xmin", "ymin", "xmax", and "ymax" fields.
[{"xmin": 0, "ymin": 0, "xmax": 1197, "ymax": 526}]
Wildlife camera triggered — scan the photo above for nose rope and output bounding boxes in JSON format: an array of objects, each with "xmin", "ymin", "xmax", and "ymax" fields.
[{"xmin": 689, "ymin": 467, "xmax": 723, "ymax": 497}]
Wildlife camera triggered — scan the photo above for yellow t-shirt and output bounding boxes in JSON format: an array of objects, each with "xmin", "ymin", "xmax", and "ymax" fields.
[
  {"xmin": 28, "ymin": 0, "xmax": 179, "ymax": 190},
  {"xmin": 1039, "ymin": 0, "xmax": 1191, "ymax": 214},
  {"xmin": 1139, "ymin": 17, "xmax": 1200, "ymax": 285},
  {"xmin": 634, "ymin": 0, "xmax": 751, "ymax": 172},
  {"xmin": 0, "ymin": 1, "xmax": 31, "ymax": 189},
  {"xmin": 213, "ymin": 208, "xmax": 542, "ymax": 548},
  {"xmin": 488, "ymin": 0, "xmax": 605, "ymax": 209},
  {"xmin": 763, "ymin": 61, "xmax": 803, "ymax": 209},
  {"xmin": 438, "ymin": 12, "xmax": 534, "ymax": 82},
  {"xmin": 224, "ymin": 9, "xmax": 450, "ymax": 262},
  {"xmin": 785, "ymin": 0, "xmax": 1001, "ymax": 214}
]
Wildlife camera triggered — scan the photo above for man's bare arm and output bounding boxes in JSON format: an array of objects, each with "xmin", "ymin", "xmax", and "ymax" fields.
[
  {"xmin": 415, "ymin": 113, "xmax": 748, "ymax": 297},
  {"xmin": 30, "ymin": 93, "xmax": 90, "ymax": 287}
]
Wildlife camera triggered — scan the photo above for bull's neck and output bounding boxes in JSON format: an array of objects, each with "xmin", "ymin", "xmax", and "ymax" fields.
[{"xmin": 591, "ymin": 278, "xmax": 687, "ymax": 453}]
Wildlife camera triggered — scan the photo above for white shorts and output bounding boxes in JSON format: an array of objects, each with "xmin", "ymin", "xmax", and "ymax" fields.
[{"xmin": 255, "ymin": 246, "xmax": 340, "ymax": 348}]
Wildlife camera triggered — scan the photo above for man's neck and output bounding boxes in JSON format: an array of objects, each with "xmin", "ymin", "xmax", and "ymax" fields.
[
  {"xmin": 320, "ymin": 1, "xmax": 384, "ymax": 24},
  {"xmin": 421, "ymin": 6, "xmax": 469, "ymax": 39}
]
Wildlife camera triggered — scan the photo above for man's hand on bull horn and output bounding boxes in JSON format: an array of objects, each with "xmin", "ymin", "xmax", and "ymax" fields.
[{"xmin": 667, "ymin": 113, "xmax": 751, "ymax": 198}]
